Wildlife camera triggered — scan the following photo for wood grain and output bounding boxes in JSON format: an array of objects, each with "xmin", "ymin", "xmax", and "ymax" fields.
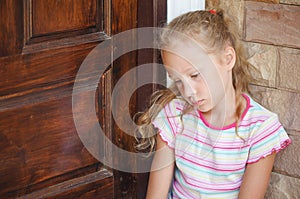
[
  {"xmin": 0, "ymin": 0, "xmax": 167, "ymax": 198},
  {"xmin": 0, "ymin": 92, "xmax": 99, "ymax": 196},
  {"xmin": 16, "ymin": 168, "xmax": 113, "ymax": 199},
  {"xmin": 32, "ymin": 0, "xmax": 98, "ymax": 36},
  {"xmin": 0, "ymin": 0, "xmax": 23, "ymax": 56},
  {"xmin": 111, "ymin": 0, "xmax": 138, "ymax": 198}
]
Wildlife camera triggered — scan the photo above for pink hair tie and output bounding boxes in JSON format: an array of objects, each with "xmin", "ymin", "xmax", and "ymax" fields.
[{"xmin": 209, "ymin": 9, "xmax": 217, "ymax": 15}]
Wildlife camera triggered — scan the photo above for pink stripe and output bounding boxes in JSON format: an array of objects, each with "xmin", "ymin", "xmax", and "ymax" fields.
[
  {"xmin": 180, "ymin": 132, "xmax": 250, "ymax": 149},
  {"xmin": 165, "ymin": 106, "xmax": 176, "ymax": 136},
  {"xmin": 248, "ymin": 139, "xmax": 291, "ymax": 164},
  {"xmin": 176, "ymin": 147, "xmax": 246, "ymax": 168},
  {"xmin": 181, "ymin": 172, "xmax": 242, "ymax": 190},
  {"xmin": 173, "ymin": 181, "xmax": 197, "ymax": 198},
  {"xmin": 177, "ymin": 155, "xmax": 245, "ymax": 172},
  {"xmin": 242, "ymin": 116, "xmax": 269, "ymax": 122},
  {"xmin": 182, "ymin": 128, "xmax": 245, "ymax": 146},
  {"xmin": 180, "ymin": 173, "xmax": 239, "ymax": 191},
  {"xmin": 252, "ymin": 124, "xmax": 282, "ymax": 145},
  {"xmin": 158, "ymin": 131, "xmax": 174, "ymax": 149},
  {"xmin": 176, "ymin": 107, "xmax": 183, "ymax": 111},
  {"xmin": 239, "ymin": 119, "xmax": 265, "ymax": 127}
]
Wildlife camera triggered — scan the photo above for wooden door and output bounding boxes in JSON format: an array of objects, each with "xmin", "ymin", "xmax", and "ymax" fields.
[{"xmin": 0, "ymin": 0, "xmax": 166, "ymax": 198}]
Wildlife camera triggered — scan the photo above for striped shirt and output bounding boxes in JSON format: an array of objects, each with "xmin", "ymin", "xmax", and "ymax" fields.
[{"xmin": 152, "ymin": 94, "xmax": 291, "ymax": 199}]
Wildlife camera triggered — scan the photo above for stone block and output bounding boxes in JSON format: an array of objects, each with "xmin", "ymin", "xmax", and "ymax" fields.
[
  {"xmin": 205, "ymin": 0, "xmax": 220, "ymax": 8},
  {"xmin": 245, "ymin": 0, "xmax": 279, "ymax": 3},
  {"xmin": 265, "ymin": 172, "xmax": 300, "ymax": 198},
  {"xmin": 221, "ymin": 1, "xmax": 245, "ymax": 38},
  {"xmin": 274, "ymin": 133, "xmax": 300, "ymax": 178},
  {"xmin": 206, "ymin": 0, "xmax": 245, "ymax": 37},
  {"xmin": 277, "ymin": 47, "xmax": 300, "ymax": 91},
  {"xmin": 244, "ymin": 2, "xmax": 300, "ymax": 48},
  {"xmin": 244, "ymin": 42, "xmax": 277, "ymax": 87},
  {"xmin": 280, "ymin": 0, "xmax": 300, "ymax": 5},
  {"xmin": 250, "ymin": 86, "xmax": 300, "ymax": 131}
]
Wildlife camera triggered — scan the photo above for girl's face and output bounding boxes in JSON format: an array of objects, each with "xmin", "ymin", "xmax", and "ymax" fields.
[{"xmin": 161, "ymin": 43, "xmax": 236, "ymax": 114}]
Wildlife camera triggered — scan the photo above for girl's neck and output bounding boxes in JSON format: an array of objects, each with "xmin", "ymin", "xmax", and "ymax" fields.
[{"xmin": 201, "ymin": 87, "xmax": 239, "ymax": 129}]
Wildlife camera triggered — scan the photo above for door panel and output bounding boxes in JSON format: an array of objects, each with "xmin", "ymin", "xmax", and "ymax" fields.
[
  {"xmin": 17, "ymin": 168, "xmax": 113, "ymax": 199},
  {"xmin": 0, "ymin": 45, "xmax": 96, "ymax": 99},
  {"xmin": 110, "ymin": 0, "xmax": 138, "ymax": 196},
  {"xmin": 31, "ymin": 0, "xmax": 99, "ymax": 36},
  {"xmin": 0, "ymin": 94, "xmax": 98, "ymax": 192},
  {"xmin": 0, "ymin": 0, "xmax": 24, "ymax": 56},
  {"xmin": 0, "ymin": 0, "xmax": 166, "ymax": 198},
  {"xmin": 135, "ymin": 1, "xmax": 167, "ymax": 198},
  {"xmin": 0, "ymin": 0, "xmax": 113, "ymax": 198}
]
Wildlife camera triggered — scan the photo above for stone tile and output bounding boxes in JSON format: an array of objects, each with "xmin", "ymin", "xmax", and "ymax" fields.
[
  {"xmin": 244, "ymin": 2, "xmax": 300, "ymax": 48},
  {"xmin": 221, "ymin": 1, "xmax": 245, "ymax": 38},
  {"xmin": 244, "ymin": 42, "xmax": 277, "ymax": 87},
  {"xmin": 265, "ymin": 172, "xmax": 300, "ymax": 198},
  {"xmin": 245, "ymin": 0, "xmax": 279, "ymax": 3},
  {"xmin": 277, "ymin": 47, "xmax": 300, "ymax": 91},
  {"xmin": 280, "ymin": 0, "xmax": 300, "ymax": 5},
  {"xmin": 205, "ymin": 0, "xmax": 220, "ymax": 8},
  {"xmin": 206, "ymin": 0, "xmax": 245, "ymax": 38},
  {"xmin": 274, "ymin": 133, "xmax": 300, "ymax": 178},
  {"xmin": 250, "ymin": 86, "xmax": 300, "ymax": 131}
]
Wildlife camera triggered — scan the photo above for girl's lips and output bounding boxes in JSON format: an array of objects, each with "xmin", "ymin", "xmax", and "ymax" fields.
[
  {"xmin": 197, "ymin": 99, "xmax": 205, "ymax": 106},
  {"xmin": 192, "ymin": 99, "xmax": 204, "ymax": 106}
]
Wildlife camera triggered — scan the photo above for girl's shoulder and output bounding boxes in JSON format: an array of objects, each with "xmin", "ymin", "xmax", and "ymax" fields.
[
  {"xmin": 151, "ymin": 98, "xmax": 187, "ymax": 148},
  {"xmin": 244, "ymin": 94, "xmax": 278, "ymax": 120},
  {"xmin": 243, "ymin": 94, "xmax": 291, "ymax": 163},
  {"xmin": 159, "ymin": 97, "xmax": 187, "ymax": 116}
]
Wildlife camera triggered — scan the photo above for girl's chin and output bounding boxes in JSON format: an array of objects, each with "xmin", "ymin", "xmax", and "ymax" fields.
[
  {"xmin": 194, "ymin": 104, "xmax": 213, "ymax": 113},
  {"xmin": 190, "ymin": 99, "xmax": 205, "ymax": 108}
]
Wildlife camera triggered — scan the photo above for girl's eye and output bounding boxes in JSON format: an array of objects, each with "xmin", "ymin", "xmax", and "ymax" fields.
[{"xmin": 191, "ymin": 73, "xmax": 200, "ymax": 79}]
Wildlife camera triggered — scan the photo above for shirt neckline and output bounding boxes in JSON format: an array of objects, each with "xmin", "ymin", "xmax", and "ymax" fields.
[{"xmin": 197, "ymin": 93, "xmax": 251, "ymax": 131}]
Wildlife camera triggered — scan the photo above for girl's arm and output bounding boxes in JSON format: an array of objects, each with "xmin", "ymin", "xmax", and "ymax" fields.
[
  {"xmin": 146, "ymin": 135, "xmax": 175, "ymax": 199},
  {"xmin": 238, "ymin": 153, "xmax": 276, "ymax": 199}
]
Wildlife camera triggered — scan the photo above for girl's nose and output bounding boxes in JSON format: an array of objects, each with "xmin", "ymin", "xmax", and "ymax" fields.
[{"xmin": 182, "ymin": 81, "xmax": 196, "ymax": 99}]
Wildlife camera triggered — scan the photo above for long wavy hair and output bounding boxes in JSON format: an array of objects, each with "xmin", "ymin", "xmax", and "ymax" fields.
[{"xmin": 135, "ymin": 9, "xmax": 253, "ymax": 153}]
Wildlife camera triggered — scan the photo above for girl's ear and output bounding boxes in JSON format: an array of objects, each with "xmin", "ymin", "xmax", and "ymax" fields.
[{"xmin": 223, "ymin": 46, "xmax": 236, "ymax": 70}]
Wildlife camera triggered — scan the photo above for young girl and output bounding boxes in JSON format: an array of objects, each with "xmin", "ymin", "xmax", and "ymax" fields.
[{"xmin": 136, "ymin": 9, "xmax": 291, "ymax": 199}]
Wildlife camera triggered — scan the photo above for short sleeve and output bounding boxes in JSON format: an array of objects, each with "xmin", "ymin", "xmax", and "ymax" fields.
[
  {"xmin": 247, "ymin": 115, "xmax": 291, "ymax": 164},
  {"xmin": 152, "ymin": 100, "xmax": 183, "ymax": 149}
]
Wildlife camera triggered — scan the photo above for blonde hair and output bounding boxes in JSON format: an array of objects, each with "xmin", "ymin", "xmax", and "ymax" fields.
[{"xmin": 135, "ymin": 9, "xmax": 253, "ymax": 152}]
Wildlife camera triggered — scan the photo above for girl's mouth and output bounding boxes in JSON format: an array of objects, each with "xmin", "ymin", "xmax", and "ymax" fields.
[{"xmin": 191, "ymin": 99, "xmax": 204, "ymax": 107}]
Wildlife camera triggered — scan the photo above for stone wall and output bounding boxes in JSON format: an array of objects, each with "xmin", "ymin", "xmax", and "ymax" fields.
[{"xmin": 206, "ymin": 0, "xmax": 300, "ymax": 198}]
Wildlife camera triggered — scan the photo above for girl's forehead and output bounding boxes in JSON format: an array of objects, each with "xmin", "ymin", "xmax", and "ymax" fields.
[
  {"xmin": 161, "ymin": 42, "xmax": 215, "ymax": 64},
  {"xmin": 162, "ymin": 51, "xmax": 195, "ymax": 69},
  {"xmin": 161, "ymin": 48, "xmax": 224, "ymax": 80},
  {"xmin": 162, "ymin": 53, "xmax": 202, "ymax": 77},
  {"xmin": 162, "ymin": 50, "xmax": 215, "ymax": 68}
]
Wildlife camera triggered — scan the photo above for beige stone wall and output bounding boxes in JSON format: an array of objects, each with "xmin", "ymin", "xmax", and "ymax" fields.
[{"xmin": 206, "ymin": 0, "xmax": 300, "ymax": 198}]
